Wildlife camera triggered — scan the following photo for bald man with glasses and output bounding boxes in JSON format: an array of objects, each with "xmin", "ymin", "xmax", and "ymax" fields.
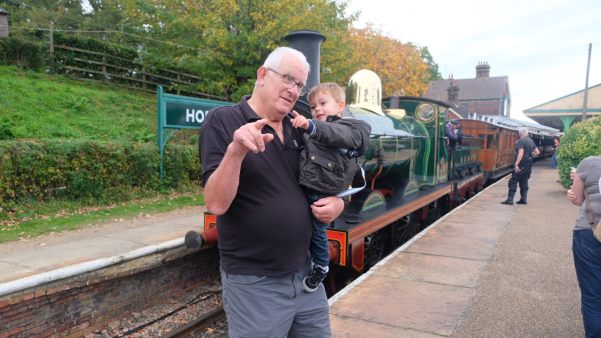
[{"xmin": 200, "ymin": 47, "xmax": 342, "ymax": 337}]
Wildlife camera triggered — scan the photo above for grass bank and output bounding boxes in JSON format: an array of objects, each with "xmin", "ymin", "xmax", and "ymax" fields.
[
  {"xmin": 1, "ymin": 66, "xmax": 204, "ymax": 241},
  {"xmin": 0, "ymin": 193, "xmax": 204, "ymax": 243}
]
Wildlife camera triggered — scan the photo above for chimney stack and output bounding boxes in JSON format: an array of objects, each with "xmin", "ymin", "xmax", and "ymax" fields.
[
  {"xmin": 476, "ymin": 62, "xmax": 490, "ymax": 78},
  {"xmin": 447, "ymin": 80, "xmax": 459, "ymax": 102}
]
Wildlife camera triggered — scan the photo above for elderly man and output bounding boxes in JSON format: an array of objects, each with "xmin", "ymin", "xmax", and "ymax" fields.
[
  {"xmin": 501, "ymin": 127, "xmax": 540, "ymax": 205},
  {"xmin": 199, "ymin": 47, "xmax": 343, "ymax": 337}
]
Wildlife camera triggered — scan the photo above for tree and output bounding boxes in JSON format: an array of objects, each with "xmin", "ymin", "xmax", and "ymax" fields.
[
  {"xmin": 3, "ymin": 0, "xmax": 433, "ymax": 100},
  {"xmin": 1, "ymin": 0, "xmax": 85, "ymax": 38},
  {"xmin": 346, "ymin": 25, "xmax": 430, "ymax": 97},
  {"xmin": 421, "ymin": 46, "xmax": 442, "ymax": 81},
  {"xmin": 81, "ymin": 0, "xmax": 356, "ymax": 100}
]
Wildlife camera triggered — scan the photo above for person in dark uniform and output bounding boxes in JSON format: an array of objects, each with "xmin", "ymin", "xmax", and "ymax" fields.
[
  {"xmin": 501, "ymin": 127, "xmax": 540, "ymax": 205},
  {"xmin": 445, "ymin": 120, "xmax": 460, "ymax": 180}
]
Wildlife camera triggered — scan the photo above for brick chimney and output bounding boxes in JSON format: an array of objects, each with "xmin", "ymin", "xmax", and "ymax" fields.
[
  {"xmin": 0, "ymin": 8, "xmax": 9, "ymax": 38},
  {"xmin": 447, "ymin": 78, "xmax": 459, "ymax": 102},
  {"xmin": 476, "ymin": 62, "xmax": 490, "ymax": 78}
]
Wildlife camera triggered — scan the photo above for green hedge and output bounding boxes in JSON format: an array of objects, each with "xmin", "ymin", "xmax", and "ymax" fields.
[
  {"xmin": 0, "ymin": 37, "xmax": 45, "ymax": 71},
  {"xmin": 557, "ymin": 115, "xmax": 601, "ymax": 188},
  {"xmin": 0, "ymin": 140, "xmax": 200, "ymax": 212}
]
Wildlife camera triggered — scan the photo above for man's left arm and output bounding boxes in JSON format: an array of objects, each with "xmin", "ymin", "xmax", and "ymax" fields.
[
  {"xmin": 310, "ymin": 196, "xmax": 345, "ymax": 224},
  {"xmin": 533, "ymin": 146, "xmax": 540, "ymax": 156}
]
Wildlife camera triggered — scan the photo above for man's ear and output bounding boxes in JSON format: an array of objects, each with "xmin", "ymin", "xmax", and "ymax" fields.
[{"xmin": 257, "ymin": 67, "xmax": 268, "ymax": 86}]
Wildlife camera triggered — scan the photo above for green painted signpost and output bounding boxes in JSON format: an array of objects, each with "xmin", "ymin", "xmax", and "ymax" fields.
[{"xmin": 157, "ymin": 86, "xmax": 232, "ymax": 179}]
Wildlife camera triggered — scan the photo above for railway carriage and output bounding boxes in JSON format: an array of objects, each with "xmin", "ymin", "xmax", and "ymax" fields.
[{"xmin": 458, "ymin": 115, "xmax": 560, "ymax": 182}]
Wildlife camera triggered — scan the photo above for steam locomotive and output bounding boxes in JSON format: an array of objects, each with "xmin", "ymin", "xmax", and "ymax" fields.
[{"xmin": 189, "ymin": 30, "xmax": 560, "ymax": 291}]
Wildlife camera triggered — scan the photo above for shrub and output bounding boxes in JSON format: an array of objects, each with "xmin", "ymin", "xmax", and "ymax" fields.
[
  {"xmin": 0, "ymin": 140, "xmax": 200, "ymax": 212},
  {"xmin": 0, "ymin": 37, "xmax": 45, "ymax": 71},
  {"xmin": 557, "ymin": 115, "xmax": 601, "ymax": 188}
]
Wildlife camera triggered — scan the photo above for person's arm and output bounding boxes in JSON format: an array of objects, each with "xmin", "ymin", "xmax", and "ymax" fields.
[
  {"xmin": 567, "ymin": 174, "xmax": 585, "ymax": 206},
  {"xmin": 310, "ymin": 196, "xmax": 345, "ymax": 224},
  {"xmin": 532, "ymin": 147, "xmax": 540, "ymax": 157},
  {"xmin": 204, "ymin": 119, "xmax": 274, "ymax": 215},
  {"xmin": 311, "ymin": 118, "xmax": 371, "ymax": 150},
  {"xmin": 445, "ymin": 124, "xmax": 457, "ymax": 140},
  {"xmin": 514, "ymin": 148, "xmax": 524, "ymax": 172}
]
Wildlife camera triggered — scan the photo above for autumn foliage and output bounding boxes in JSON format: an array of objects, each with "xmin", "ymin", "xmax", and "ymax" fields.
[
  {"xmin": 4, "ymin": 0, "xmax": 437, "ymax": 100},
  {"xmin": 344, "ymin": 25, "xmax": 430, "ymax": 97}
]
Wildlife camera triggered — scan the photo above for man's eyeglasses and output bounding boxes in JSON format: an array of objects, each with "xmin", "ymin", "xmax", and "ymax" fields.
[{"xmin": 267, "ymin": 68, "xmax": 308, "ymax": 96}]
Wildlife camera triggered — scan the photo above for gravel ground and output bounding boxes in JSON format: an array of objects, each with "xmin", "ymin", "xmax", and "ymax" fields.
[{"xmin": 85, "ymin": 281, "xmax": 227, "ymax": 337}]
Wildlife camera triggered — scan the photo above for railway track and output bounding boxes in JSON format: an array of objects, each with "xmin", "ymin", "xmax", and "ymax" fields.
[{"xmin": 162, "ymin": 307, "xmax": 226, "ymax": 338}]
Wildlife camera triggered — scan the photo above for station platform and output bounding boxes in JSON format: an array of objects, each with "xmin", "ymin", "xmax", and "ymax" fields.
[
  {"xmin": 0, "ymin": 160, "xmax": 586, "ymax": 337},
  {"xmin": 0, "ymin": 207, "xmax": 204, "ymax": 286},
  {"xmin": 329, "ymin": 160, "xmax": 585, "ymax": 337}
]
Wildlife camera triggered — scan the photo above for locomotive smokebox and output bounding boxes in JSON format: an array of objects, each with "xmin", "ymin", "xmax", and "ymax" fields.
[
  {"xmin": 284, "ymin": 30, "xmax": 325, "ymax": 117},
  {"xmin": 284, "ymin": 30, "xmax": 325, "ymax": 91}
]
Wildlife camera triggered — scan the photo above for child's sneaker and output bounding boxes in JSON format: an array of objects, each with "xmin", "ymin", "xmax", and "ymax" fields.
[{"xmin": 302, "ymin": 264, "xmax": 328, "ymax": 292}]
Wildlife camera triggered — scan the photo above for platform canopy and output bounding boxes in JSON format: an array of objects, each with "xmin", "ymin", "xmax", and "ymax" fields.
[{"xmin": 524, "ymin": 83, "xmax": 601, "ymax": 132}]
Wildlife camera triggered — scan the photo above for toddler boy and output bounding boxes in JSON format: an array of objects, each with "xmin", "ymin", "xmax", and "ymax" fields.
[{"xmin": 291, "ymin": 83, "xmax": 371, "ymax": 292}]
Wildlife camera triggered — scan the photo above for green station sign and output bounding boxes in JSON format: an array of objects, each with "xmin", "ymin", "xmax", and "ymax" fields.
[
  {"xmin": 157, "ymin": 86, "xmax": 232, "ymax": 179},
  {"xmin": 162, "ymin": 94, "xmax": 231, "ymax": 129}
]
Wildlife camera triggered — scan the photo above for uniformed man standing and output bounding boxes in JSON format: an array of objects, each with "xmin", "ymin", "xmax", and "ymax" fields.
[{"xmin": 501, "ymin": 127, "xmax": 540, "ymax": 205}]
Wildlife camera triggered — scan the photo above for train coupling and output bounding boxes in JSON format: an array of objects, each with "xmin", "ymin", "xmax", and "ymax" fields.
[{"xmin": 184, "ymin": 231, "xmax": 204, "ymax": 249}]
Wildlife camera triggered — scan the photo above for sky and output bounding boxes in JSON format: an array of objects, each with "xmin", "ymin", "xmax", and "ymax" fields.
[{"xmin": 345, "ymin": 0, "xmax": 601, "ymax": 121}]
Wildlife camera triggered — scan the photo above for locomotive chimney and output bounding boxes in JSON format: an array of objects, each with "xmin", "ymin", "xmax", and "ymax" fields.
[
  {"xmin": 284, "ymin": 30, "xmax": 326, "ymax": 92},
  {"xmin": 476, "ymin": 62, "xmax": 490, "ymax": 78},
  {"xmin": 284, "ymin": 30, "xmax": 325, "ymax": 117}
]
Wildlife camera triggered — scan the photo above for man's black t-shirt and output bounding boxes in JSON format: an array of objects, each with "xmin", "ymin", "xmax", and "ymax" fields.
[
  {"xmin": 199, "ymin": 96, "xmax": 312, "ymax": 277},
  {"xmin": 515, "ymin": 136, "xmax": 537, "ymax": 167}
]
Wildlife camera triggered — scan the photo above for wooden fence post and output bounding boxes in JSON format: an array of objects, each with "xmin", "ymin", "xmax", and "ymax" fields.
[
  {"xmin": 102, "ymin": 53, "xmax": 107, "ymax": 83},
  {"xmin": 142, "ymin": 65, "xmax": 147, "ymax": 90}
]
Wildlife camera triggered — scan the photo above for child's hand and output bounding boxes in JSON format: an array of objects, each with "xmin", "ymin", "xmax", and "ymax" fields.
[{"xmin": 290, "ymin": 110, "xmax": 309, "ymax": 130}]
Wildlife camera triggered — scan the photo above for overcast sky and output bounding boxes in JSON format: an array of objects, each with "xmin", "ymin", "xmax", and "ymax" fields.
[{"xmin": 346, "ymin": 0, "xmax": 601, "ymax": 121}]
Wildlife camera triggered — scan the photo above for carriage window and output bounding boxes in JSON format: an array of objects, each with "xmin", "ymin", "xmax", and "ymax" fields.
[{"xmin": 487, "ymin": 135, "xmax": 495, "ymax": 149}]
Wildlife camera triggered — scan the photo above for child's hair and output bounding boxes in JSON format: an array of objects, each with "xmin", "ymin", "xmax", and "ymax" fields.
[{"xmin": 308, "ymin": 82, "xmax": 345, "ymax": 104}]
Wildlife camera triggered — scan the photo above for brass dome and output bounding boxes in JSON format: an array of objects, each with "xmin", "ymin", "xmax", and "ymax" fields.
[{"xmin": 346, "ymin": 69, "xmax": 385, "ymax": 116}]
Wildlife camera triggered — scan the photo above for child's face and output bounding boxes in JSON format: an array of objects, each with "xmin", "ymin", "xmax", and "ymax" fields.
[{"xmin": 310, "ymin": 92, "xmax": 344, "ymax": 121}]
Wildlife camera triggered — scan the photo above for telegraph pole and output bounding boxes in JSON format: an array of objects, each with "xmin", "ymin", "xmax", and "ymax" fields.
[{"xmin": 582, "ymin": 43, "xmax": 592, "ymax": 121}]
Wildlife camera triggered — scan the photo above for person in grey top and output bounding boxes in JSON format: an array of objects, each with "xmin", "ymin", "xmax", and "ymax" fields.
[
  {"xmin": 567, "ymin": 155, "xmax": 601, "ymax": 338},
  {"xmin": 501, "ymin": 127, "xmax": 540, "ymax": 205}
]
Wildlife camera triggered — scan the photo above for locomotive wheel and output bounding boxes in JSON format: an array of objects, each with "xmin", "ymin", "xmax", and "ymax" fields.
[
  {"xmin": 424, "ymin": 201, "xmax": 441, "ymax": 226},
  {"xmin": 326, "ymin": 266, "xmax": 361, "ymax": 296},
  {"xmin": 393, "ymin": 213, "xmax": 421, "ymax": 247},
  {"xmin": 364, "ymin": 228, "xmax": 389, "ymax": 270}
]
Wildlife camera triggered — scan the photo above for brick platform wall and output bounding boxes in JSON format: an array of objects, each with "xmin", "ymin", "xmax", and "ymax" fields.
[{"xmin": 0, "ymin": 247, "xmax": 220, "ymax": 337}]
